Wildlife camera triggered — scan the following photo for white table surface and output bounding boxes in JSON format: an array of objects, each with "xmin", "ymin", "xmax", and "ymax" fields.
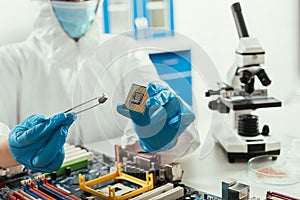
[
  {"xmin": 179, "ymin": 101, "xmax": 300, "ymax": 199},
  {"xmin": 87, "ymin": 101, "xmax": 300, "ymax": 199}
]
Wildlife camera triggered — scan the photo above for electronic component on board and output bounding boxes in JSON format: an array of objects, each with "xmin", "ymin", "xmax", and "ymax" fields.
[
  {"xmin": 64, "ymin": 143, "xmax": 94, "ymax": 163},
  {"xmin": 9, "ymin": 189, "xmax": 36, "ymax": 200},
  {"xmin": 24, "ymin": 181, "xmax": 56, "ymax": 200},
  {"xmin": 36, "ymin": 176, "xmax": 80, "ymax": 200},
  {"xmin": 43, "ymin": 143, "xmax": 93, "ymax": 178},
  {"xmin": 79, "ymin": 162, "xmax": 154, "ymax": 199},
  {"xmin": 8, "ymin": 176, "xmax": 80, "ymax": 200},
  {"xmin": 158, "ymin": 163, "xmax": 183, "ymax": 183},
  {"xmin": 149, "ymin": 186, "xmax": 184, "ymax": 200},
  {"xmin": 2, "ymin": 143, "xmax": 266, "ymax": 200},
  {"xmin": 129, "ymin": 183, "xmax": 186, "ymax": 200},
  {"xmin": 222, "ymin": 179, "xmax": 250, "ymax": 200},
  {"xmin": 130, "ymin": 183, "xmax": 174, "ymax": 200},
  {"xmin": 266, "ymin": 191, "xmax": 299, "ymax": 200}
]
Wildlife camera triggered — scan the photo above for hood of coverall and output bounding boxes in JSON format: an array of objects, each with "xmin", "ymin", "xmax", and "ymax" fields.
[{"xmin": 28, "ymin": 0, "xmax": 104, "ymax": 66}]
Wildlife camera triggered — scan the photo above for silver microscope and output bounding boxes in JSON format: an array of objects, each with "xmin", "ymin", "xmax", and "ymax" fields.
[{"xmin": 206, "ymin": 2, "xmax": 281, "ymax": 163}]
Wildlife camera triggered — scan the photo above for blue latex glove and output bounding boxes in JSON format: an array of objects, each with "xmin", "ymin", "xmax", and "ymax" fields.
[
  {"xmin": 117, "ymin": 82, "xmax": 195, "ymax": 153},
  {"xmin": 8, "ymin": 113, "xmax": 76, "ymax": 172}
]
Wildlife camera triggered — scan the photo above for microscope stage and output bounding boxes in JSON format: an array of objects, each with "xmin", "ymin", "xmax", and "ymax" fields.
[{"xmin": 222, "ymin": 97, "xmax": 282, "ymax": 111}]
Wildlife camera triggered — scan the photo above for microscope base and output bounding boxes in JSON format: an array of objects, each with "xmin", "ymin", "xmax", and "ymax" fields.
[
  {"xmin": 226, "ymin": 150, "xmax": 280, "ymax": 163},
  {"xmin": 217, "ymin": 132, "xmax": 281, "ymax": 163}
]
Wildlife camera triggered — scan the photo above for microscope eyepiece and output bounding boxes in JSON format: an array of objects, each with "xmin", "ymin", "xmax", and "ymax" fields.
[{"xmin": 231, "ymin": 2, "xmax": 249, "ymax": 38}]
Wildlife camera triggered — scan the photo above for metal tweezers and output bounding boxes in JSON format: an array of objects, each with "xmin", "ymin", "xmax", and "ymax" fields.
[{"xmin": 64, "ymin": 94, "xmax": 108, "ymax": 117}]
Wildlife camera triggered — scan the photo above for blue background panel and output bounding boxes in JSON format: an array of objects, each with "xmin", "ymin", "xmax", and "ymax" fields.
[
  {"xmin": 165, "ymin": 77, "xmax": 192, "ymax": 106},
  {"xmin": 149, "ymin": 50, "xmax": 191, "ymax": 75},
  {"xmin": 149, "ymin": 50, "xmax": 192, "ymax": 106}
]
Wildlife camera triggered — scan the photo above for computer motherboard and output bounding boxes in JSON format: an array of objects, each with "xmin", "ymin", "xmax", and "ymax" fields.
[{"xmin": 0, "ymin": 144, "xmax": 298, "ymax": 200}]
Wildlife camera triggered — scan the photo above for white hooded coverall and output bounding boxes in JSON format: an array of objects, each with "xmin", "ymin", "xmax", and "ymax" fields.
[{"xmin": 0, "ymin": 0, "xmax": 199, "ymax": 162}]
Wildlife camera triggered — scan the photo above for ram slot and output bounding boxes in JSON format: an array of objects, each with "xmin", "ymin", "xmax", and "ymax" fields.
[
  {"xmin": 148, "ymin": 186, "xmax": 184, "ymax": 200},
  {"xmin": 130, "ymin": 183, "xmax": 174, "ymax": 200},
  {"xmin": 38, "ymin": 178, "xmax": 80, "ymax": 200}
]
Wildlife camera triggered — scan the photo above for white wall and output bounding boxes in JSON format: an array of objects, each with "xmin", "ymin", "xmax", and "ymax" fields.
[
  {"xmin": 0, "ymin": 0, "xmax": 35, "ymax": 45},
  {"xmin": 175, "ymin": 0, "xmax": 300, "ymax": 102},
  {"xmin": 1, "ymin": 0, "xmax": 299, "ymax": 102}
]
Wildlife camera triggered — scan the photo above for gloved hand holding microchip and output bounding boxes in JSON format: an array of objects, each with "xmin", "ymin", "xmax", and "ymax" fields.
[{"xmin": 117, "ymin": 82, "xmax": 195, "ymax": 153}]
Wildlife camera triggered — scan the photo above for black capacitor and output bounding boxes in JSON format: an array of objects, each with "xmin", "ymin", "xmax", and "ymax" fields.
[
  {"xmin": 51, "ymin": 171, "xmax": 57, "ymax": 181},
  {"xmin": 66, "ymin": 167, "xmax": 72, "ymax": 176}
]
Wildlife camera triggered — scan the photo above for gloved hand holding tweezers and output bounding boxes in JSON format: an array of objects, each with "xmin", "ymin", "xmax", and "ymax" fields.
[{"xmin": 8, "ymin": 94, "xmax": 107, "ymax": 172}]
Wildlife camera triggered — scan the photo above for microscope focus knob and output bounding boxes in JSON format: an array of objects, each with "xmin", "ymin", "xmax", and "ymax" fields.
[
  {"xmin": 261, "ymin": 125, "xmax": 270, "ymax": 136},
  {"xmin": 208, "ymin": 98, "xmax": 230, "ymax": 113}
]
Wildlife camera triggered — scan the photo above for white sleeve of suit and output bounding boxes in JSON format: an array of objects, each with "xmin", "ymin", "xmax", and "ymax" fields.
[
  {"xmin": 0, "ymin": 122, "xmax": 10, "ymax": 135},
  {"xmin": 0, "ymin": 45, "xmax": 22, "ymax": 128}
]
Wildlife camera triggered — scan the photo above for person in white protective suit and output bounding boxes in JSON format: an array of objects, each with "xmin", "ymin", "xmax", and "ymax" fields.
[{"xmin": 0, "ymin": 0, "xmax": 200, "ymax": 172}]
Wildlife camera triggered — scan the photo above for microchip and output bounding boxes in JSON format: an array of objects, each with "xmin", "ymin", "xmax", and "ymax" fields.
[{"xmin": 124, "ymin": 84, "xmax": 149, "ymax": 114}]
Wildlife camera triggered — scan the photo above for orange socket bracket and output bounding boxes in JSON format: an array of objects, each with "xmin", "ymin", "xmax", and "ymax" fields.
[{"xmin": 79, "ymin": 162, "xmax": 154, "ymax": 200}]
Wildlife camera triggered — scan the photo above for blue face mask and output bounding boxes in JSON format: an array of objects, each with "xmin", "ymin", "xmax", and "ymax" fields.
[{"xmin": 52, "ymin": 0, "xmax": 98, "ymax": 39}]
